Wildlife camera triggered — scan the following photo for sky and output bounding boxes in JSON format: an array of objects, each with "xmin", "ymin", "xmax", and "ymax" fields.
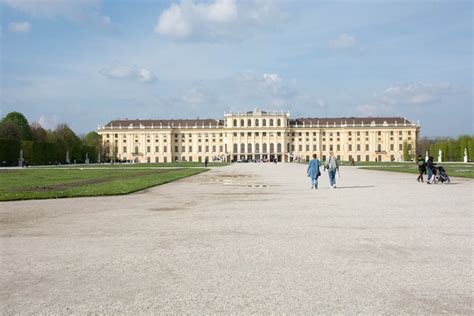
[{"xmin": 1, "ymin": 0, "xmax": 473, "ymax": 137}]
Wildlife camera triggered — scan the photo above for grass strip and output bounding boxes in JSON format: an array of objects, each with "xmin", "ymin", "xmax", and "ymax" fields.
[{"xmin": 0, "ymin": 168, "xmax": 207, "ymax": 201}]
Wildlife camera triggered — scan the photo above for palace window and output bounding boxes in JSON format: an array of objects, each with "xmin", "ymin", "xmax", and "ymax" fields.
[
  {"xmin": 240, "ymin": 119, "xmax": 245, "ymax": 127},
  {"xmin": 123, "ymin": 146, "xmax": 127, "ymax": 153},
  {"xmin": 233, "ymin": 144, "xmax": 238, "ymax": 152},
  {"xmin": 198, "ymin": 146, "xmax": 202, "ymax": 152},
  {"xmin": 255, "ymin": 119, "xmax": 259, "ymax": 127},
  {"xmin": 248, "ymin": 144, "xmax": 252, "ymax": 153},
  {"xmin": 255, "ymin": 132, "xmax": 259, "ymax": 136},
  {"xmin": 277, "ymin": 143, "xmax": 282, "ymax": 153},
  {"xmin": 270, "ymin": 119, "xmax": 274, "ymax": 127},
  {"xmin": 277, "ymin": 119, "xmax": 281, "ymax": 127},
  {"xmin": 248, "ymin": 132, "xmax": 252, "ymax": 136},
  {"xmin": 306, "ymin": 145, "xmax": 310, "ymax": 151},
  {"xmin": 349, "ymin": 144, "xmax": 352, "ymax": 151},
  {"xmin": 322, "ymin": 145, "xmax": 326, "ymax": 151},
  {"xmin": 357, "ymin": 144, "xmax": 361, "ymax": 151},
  {"xmin": 277, "ymin": 132, "xmax": 281, "ymax": 136},
  {"xmin": 366, "ymin": 144, "xmax": 369, "ymax": 151},
  {"xmin": 241, "ymin": 143, "xmax": 245, "ymax": 153},
  {"xmin": 135, "ymin": 146, "xmax": 139, "ymax": 154},
  {"xmin": 262, "ymin": 119, "xmax": 267, "ymax": 127},
  {"xmin": 206, "ymin": 146, "xmax": 209, "ymax": 152},
  {"xmin": 337, "ymin": 145, "xmax": 340, "ymax": 151},
  {"xmin": 189, "ymin": 146, "xmax": 192, "ymax": 152},
  {"xmin": 255, "ymin": 143, "xmax": 260, "ymax": 153},
  {"xmin": 174, "ymin": 146, "xmax": 178, "ymax": 152},
  {"xmin": 390, "ymin": 144, "xmax": 394, "ymax": 151},
  {"xmin": 263, "ymin": 132, "xmax": 267, "ymax": 136},
  {"xmin": 233, "ymin": 119, "xmax": 237, "ymax": 127},
  {"xmin": 240, "ymin": 132, "xmax": 245, "ymax": 137}
]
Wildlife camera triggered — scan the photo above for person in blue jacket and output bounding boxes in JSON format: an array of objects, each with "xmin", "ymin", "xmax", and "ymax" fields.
[{"xmin": 307, "ymin": 153, "xmax": 321, "ymax": 189}]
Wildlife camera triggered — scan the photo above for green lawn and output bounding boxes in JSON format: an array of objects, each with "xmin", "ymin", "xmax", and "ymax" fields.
[
  {"xmin": 0, "ymin": 168, "xmax": 207, "ymax": 201},
  {"xmin": 356, "ymin": 162, "xmax": 474, "ymax": 178},
  {"xmin": 33, "ymin": 162, "xmax": 228, "ymax": 168}
]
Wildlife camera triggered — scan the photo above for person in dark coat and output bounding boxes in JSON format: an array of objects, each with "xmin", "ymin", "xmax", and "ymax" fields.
[
  {"xmin": 426, "ymin": 156, "xmax": 436, "ymax": 184},
  {"xmin": 307, "ymin": 153, "xmax": 321, "ymax": 189},
  {"xmin": 417, "ymin": 154, "xmax": 426, "ymax": 182}
]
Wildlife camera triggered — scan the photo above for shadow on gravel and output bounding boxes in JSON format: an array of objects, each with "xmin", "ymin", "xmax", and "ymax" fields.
[{"xmin": 332, "ymin": 185, "xmax": 375, "ymax": 189}]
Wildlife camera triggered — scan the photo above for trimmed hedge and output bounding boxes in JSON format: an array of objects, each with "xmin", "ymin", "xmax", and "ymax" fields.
[{"xmin": 0, "ymin": 139, "xmax": 97, "ymax": 166}]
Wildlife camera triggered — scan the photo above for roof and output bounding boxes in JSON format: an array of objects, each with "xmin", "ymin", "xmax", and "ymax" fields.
[
  {"xmin": 290, "ymin": 117, "xmax": 411, "ymax": 126},
  {"xmin": 105, "ymin": 119, "xmax": 224, "ymax": 128}
]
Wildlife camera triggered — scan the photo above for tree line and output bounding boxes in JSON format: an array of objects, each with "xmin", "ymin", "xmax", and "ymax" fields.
[
  {"xmin": 417, "ymin": 135, "xmax": 473, "ymax": 162},
  {"xmin": 0, "ymin": 111, "xmax": 104, "ymax": 166}
]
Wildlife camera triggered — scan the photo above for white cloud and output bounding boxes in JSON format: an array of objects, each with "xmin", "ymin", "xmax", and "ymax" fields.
[
  {"xmin": 356, "ymin": 81, "xmax": 458, "ymax": 116},
  {"xmin": 330, "ymin": 33, "xmax": 356, "ymax": 49},
  {"xmin": 37, "ymin": 115, "xmax": 59, "ymax": 130},
  {"xmin": 8, "ymin": 21, "xmax": 31, "ymax": 33},
  {"xmin": 155, "ymin": 0, "xmax": 279, "ymax": 40},
  {"xmin": 99, "ymin": 65, "xmax": 156, "ymax": 83},
  {"xmin": 377, "ymin": 82, "xmax": 455, "ymax": 105}
]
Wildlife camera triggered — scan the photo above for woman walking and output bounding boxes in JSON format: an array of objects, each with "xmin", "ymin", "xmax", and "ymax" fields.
[{"xmin": 307, "ymin": 153, "xmax": 321, "ymax": 189}]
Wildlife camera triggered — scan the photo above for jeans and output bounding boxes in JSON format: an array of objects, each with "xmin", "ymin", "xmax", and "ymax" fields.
[
  {"xmin": 328, "ymin": 169, "xmax": 337, "ymax": 187},
  {"xmin": 311, "ymin": 177, "xmax": 319, "ymax": 188}
]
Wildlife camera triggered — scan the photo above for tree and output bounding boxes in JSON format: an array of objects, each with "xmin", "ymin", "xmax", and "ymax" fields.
[
  {"xmin": 83, "ymin": 131, "xmax": 100, "ymax": 148},
  {"xmin": 53, "ymin": 124, "xmax": 82, "ymax": 162},
  {"xmin": 402, "ymin": 140, "xmax": 409, "ymax": 161},
  {"xmin": 30, "ymin": 122, "xmax": 48, "ymax": 142},
  {"xmin": 0, "ymin": 120, "xmax": 21, "ymax": 140},
  {"xmin": 0, "ymin": 112, "xmax": 32, "ymax": 140}
]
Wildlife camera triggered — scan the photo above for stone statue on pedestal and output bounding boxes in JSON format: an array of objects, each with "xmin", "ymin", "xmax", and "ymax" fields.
[
  {"xmin": 18, "ymin": 149, "xmax": 24, "ymax": 167},
  {"xmin": 66, "ymin": 151, "xmax": 70, "ymax": 164},
  {"xmin": 438, "ymin": 149, "xmax": 442, "ymax": 162},
  {"xmin": 464, "ymin": 148, "xmax": 468, "ymax": 163},
  {"xmin": 85, "ymin": 153, "xmax": 90, "ymax": 164}
]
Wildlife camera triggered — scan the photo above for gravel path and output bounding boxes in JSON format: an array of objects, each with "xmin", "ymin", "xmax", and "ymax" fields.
[{"xmin": 1, "ymin": 163, "xmax": 472, "ymax": 314}]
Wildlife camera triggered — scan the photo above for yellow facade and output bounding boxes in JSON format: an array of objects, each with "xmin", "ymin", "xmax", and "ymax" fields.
[{"xmin": 98, "ymin": 109, "xmax": 419, "ymax": 163}]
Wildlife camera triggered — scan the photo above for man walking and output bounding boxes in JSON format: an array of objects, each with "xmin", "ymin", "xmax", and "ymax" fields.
[
  {"xmin": 324, "ymin": 151, "xmax": 339, "ymax": 188},
  {"xmin": 307, "ymin": 153, "xmax": 321, "ymax": 189}
]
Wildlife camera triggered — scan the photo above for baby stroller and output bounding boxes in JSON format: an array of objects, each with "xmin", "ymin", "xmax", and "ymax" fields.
[{"xmin": 436, "ymin": 166, "xmax": 450, "ymax": 184}]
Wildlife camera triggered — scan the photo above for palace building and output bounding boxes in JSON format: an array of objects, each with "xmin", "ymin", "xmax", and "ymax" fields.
[{"xmin": 97, "ymin": 108, "xmax": 419, "ymax": 163}]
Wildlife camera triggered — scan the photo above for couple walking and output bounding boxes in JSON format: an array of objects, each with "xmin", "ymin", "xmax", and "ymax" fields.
[{"xmin": 307, "ymin": 151, "xmax": 340, "ymax": 189}]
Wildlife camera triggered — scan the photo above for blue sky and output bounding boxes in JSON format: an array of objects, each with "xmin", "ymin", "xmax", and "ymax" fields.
[{"xmin": 1, "ymin": 0, "xmax": 472, "ymax": 136}]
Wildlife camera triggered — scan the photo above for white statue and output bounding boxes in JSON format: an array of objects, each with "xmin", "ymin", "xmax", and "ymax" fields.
[
  {"xmin": 438, "ymin": 149, "xmax": 442, "ymax": 162},
  {"xmin": 425, "ymin": 150, "xmax": 429, "ymax": 162},
  {"xmin": 464, "ymin": 147, "xmax": 468, "ymax": 163}
]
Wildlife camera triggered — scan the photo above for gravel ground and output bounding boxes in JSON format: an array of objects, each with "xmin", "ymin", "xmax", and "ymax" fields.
[{"xmin": 1, "ymin": 163, "xmax": 472, "ymax": 314}]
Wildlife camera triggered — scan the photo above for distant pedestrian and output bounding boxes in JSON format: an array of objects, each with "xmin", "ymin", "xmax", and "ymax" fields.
[
  {"xmin": 307, "ymin": 153, "xmax": 321, "ymax": 189},
  {"xmin": 351, "ymin": 157, "xmax": 355, "ymax": 166},
  {"xmin": 416, "ymin": 154, "xmax": 426, "ymax": 183},
  {"xmin": 324, "ymin": 151, "xmax": 340, "ymax": 188},
  {"xmin": 204, "ymin": 157, "xmax": 209, "ymax": 168}
]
